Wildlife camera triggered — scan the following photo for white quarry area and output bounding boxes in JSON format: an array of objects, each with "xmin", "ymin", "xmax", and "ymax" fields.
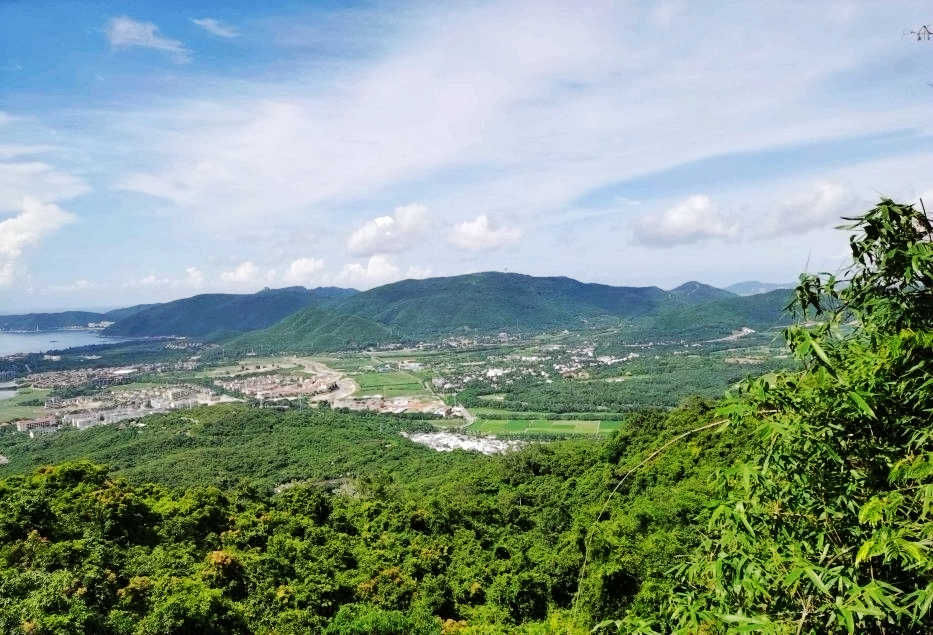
[{"xmin": 402, "ymin": 431, "xmax": 524, "ymax": 455}]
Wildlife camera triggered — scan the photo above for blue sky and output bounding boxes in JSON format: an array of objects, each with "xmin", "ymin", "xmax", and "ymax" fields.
[{"xmin": 1, "ymin": 0, "xmax": 932, "ymax": 311}]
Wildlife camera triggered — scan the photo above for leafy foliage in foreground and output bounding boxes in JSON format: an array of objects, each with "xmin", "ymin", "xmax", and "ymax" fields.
[
  {"xmin": 661, "ymin": 199, "xmax": 933, "ymax": 633},
  {"xmin": 0, "ymin": 401, "xmax": 745, "ymax": 633}
]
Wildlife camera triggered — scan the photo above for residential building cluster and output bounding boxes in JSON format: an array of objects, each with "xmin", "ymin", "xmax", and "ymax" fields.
[
  {"xmin": 214, "ymin": 374, "xmax": 337, "ymax": 402},
  {"xmin": 14, "ymin": 384, "xmax": 235, "ymax": 437}
]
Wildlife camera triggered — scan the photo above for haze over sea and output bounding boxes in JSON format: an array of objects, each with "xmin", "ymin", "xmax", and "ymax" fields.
[{"xmin": 0, "ymin": 331, "xmax": 125, "ymax": 356}]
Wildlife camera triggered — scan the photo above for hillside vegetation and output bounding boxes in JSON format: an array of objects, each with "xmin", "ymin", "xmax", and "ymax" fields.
[
  {"xmin": 227, "ymin": 307, "xmax": 396, "ymax": 353},
  {"xmin": 231, "ymin": 274, "xmax": 771, "ymax": 352},
  {"xmin": 101, "ymin": 287, "xmax": 356, "ymax": 339},
  {"xmin": 0, "ymin": 311, "xmax": 110, "ymax": 331}
]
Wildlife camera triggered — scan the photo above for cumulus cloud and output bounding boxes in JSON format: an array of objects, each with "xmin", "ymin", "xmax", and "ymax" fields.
[
  {"xmin": 759, "ymin": 183, "xmax": 859, "ymax": 238},
  {"xmin": 449, "ymin": 215, "xmax": 521, "ymax": 250},
  {"xmin": 283, "ymin": 257, "xmax": 325, "ymax": 284},
  {"xmin": 191, "ymin": 18, "xmax": 239, "ymax": 38},
  {"xmin": 0, "ymin": 197, "xmax": 76, "ymax": 286},
  {"xmin": 347, "ymin": 204, "xmax": 429, "ymax": 257},
  {"xmin": 220, "ymin": 261, "xmax": 260, "ymax": 284},
  {"xmin": 337, "ymin": 255, "xmax": 403, "ymax": 288},
  {"xmin": 630, "ymin": 195, "xmax": 740, "ymax": 247},
  {"xmin": 106, "ymin": 16, "xmax": 190, "ymax": 63}
]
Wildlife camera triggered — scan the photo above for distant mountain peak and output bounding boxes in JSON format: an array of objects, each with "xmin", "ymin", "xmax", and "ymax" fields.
[
  {"xmin": 725, "ymin": 281, "xmax": 795, "ymax": 296},
  {"xmin": 668, "ymin": 281, "xmax": 735, "ymax": 301}
]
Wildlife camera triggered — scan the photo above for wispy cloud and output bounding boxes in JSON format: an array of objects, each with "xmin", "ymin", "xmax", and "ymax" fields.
[
  {"xmin": 106, "ymin": 16, "xmax": 190, "ymax": 63},
  {"xmin": 191, "ymin": 18, "xmax": 239, "ymax": 38}
]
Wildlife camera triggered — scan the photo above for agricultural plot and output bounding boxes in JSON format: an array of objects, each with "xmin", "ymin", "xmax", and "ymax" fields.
[
  {"xmin": 353, "ymin": 371, "xmax": 428, "ymax": 398},
  {"xmin": 0, "ymin": 388, "xmax": 50, "ymax": 423},
  {"xmin": 468, "ymin": 418, "xmax": 618, "ymax": 435}
]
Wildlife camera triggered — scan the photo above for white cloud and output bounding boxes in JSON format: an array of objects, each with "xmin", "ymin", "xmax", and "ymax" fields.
[
  {"xmin": 0, "ymin": 197, "xmax": 75, "ymax": 286},
  {"xmin": 630, "ymin": 195, "xmax": 740, "ymax": 247},
  {"xmin": 346, "ymin": 203, "xmax": 429, "ymax": 256},
  {"xmin": 449, "ymin": 214, "xmax": 521, "ymax": 250},
  {"xmin": 0, "ymin": 161, "xmax": 90, "ymax": 214},
  {"xmin": 106, "ymin": 16, "xmax": 190, "ymax": 63},
  {"xmin": 124, "ymin": 274, "xmax": 171, "ymax": 288},
  {"xmin": 405, "ymin": 265, "xmax": 433, "ymax": 279},
  {"xmin": 283, "ymin": 257, "xmax": 325, "ymax": 284},
  {"xmin": 185, "ymin": 266, "xmax": 205, "ymax": 287},
  {"xmin": 122, "ymin": 267, "xmax": 206, "ymax": 290},
  {"xmin": 760, "ymin": 182, "xmax": 859, "ymax": 237},
  {"xmin": 191, "ymin": 18, "xmax": 239, "ymax": 38},
  {"xmin": 337, "ymin": 254, "xmax": 402, "ymax": 288},
  {"xmin": 220, "ymin": 260, "xmax": 260, "ymax": 284}
]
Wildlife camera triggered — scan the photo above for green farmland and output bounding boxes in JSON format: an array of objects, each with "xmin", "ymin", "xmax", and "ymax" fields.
[
  {"xmin": 353, "ymin": 371, "xmax": 428, "ymax": 398},
  {"xmin": 468, "ymin": 418, "xmax": 621, "ymax": 435},
  {"xmin": 0, "ymin": 388, "xmax": 50, "ymax": 424}
]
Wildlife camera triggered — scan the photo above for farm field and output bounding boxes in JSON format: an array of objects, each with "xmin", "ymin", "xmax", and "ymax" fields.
[
  {"xmin": 468, "ymin": 418, "xmax": 621, "ymax": 435},
  {"xmin": 353, "ymin": 370, "xmax": 428, "ymax": 398},
  {"xmin": 468, "ymin": 407, "xmax": 625, "ymax": 420},
  {"xmin": 0, "ymin": 388, "xmax": 50, "ymax": 423}
]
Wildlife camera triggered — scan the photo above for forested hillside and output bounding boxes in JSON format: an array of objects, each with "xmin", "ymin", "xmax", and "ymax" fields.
[
  {"xmin": 226, "ymin": 307, "xmax": 396, "ymax": 353},
  {"xmin": 101, "ymin": 287, "xmax": 356, "ymax": 339},
  {"xmin": 616, "ymin": 288, "xmax": 795, "ymax": 342},
  {"xmin": 0, "ymin": 401, "xmax": 741, "ymax": 633},
  {"xmin": 231, "ymin": 274, "xmax": 767, "ymax": 351},
  {"xmin": 325, "ymin": 273, "xmax": 731, "ymax": 338},
  {"xmin": 0, "ymin": 311, "xmax": 109, "ymax": 331}
]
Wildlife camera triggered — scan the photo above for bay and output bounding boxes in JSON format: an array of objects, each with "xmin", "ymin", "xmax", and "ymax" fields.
[{"xmin": 0, "ymin": 330, "xmax": 128, "ymax": 356}]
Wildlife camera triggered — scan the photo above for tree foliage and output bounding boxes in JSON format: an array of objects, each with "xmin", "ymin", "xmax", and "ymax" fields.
[{"xmin": 665, "ymin": 199, "xmax": 933, "ymax": 633}]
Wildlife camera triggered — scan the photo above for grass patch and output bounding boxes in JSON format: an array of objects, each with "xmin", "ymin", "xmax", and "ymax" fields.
[
  {"xmin": 0, "ymin": 388, "xmax": 50, "ymax": 424},
  {"xmin": 468, "ymin": 418, "xmax": 608, "ymax": 436},
  {"xmin": 354, "ymin": 371, "xmax": 428, "ymax": 398}
]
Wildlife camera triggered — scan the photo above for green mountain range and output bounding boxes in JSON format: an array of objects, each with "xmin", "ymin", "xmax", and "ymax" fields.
[
  {"xmin": 1, "ymin": 273, "xmax": 793, "ymax": 350},
  {"xmin": 231, "ymin": 273, "xmax": 775, "ymax": 351}
]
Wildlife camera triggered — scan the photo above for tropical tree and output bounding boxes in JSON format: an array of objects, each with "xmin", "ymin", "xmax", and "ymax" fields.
[{"xmin": 669, "ymin": 199, "xmax": 933, "ymax": 632}]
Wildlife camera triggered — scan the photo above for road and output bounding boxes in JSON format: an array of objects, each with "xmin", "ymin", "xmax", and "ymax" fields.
[{"xmin": 287, "ymin": 357, "xmax": 359, "ymax": 404}]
